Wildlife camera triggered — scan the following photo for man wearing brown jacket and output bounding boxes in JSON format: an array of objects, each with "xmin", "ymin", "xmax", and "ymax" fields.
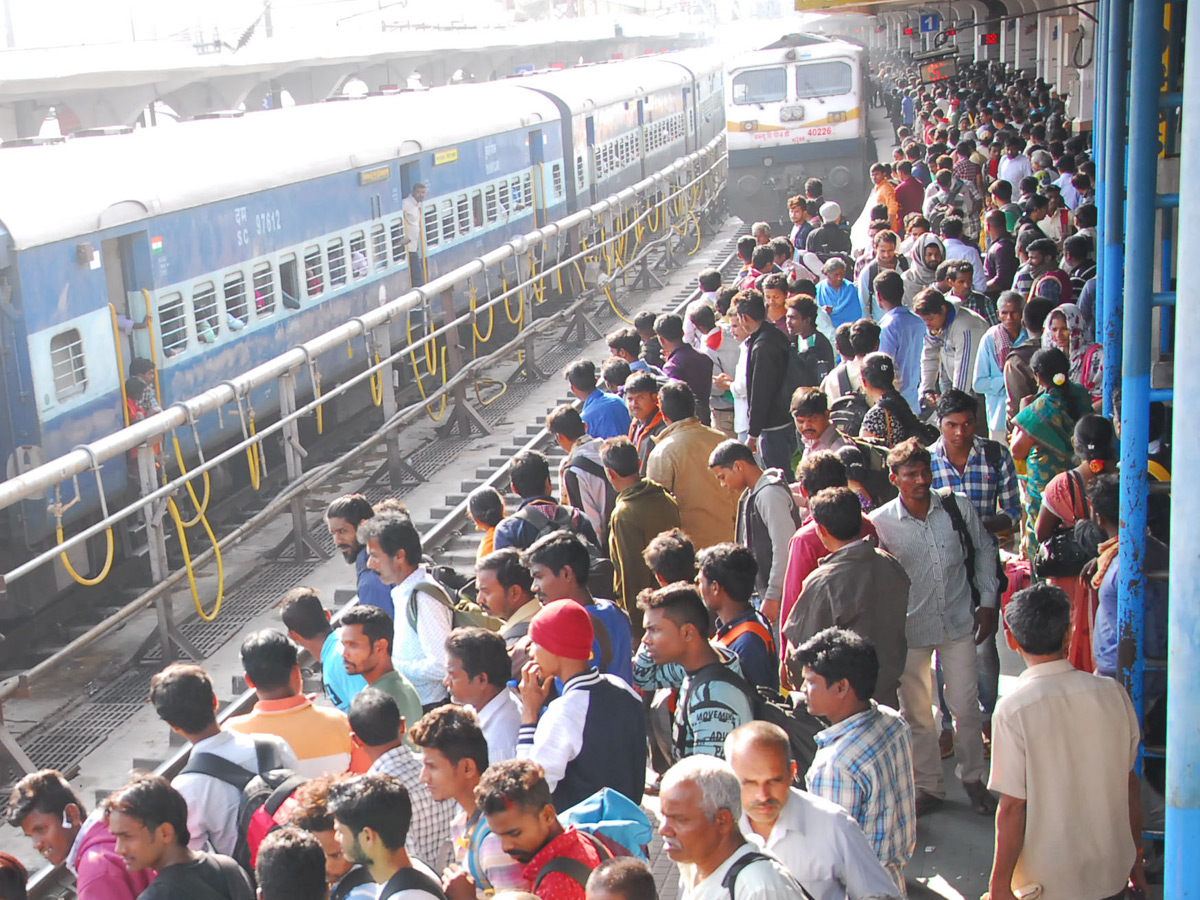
[{"xmin": 646, "ymin": 382, "xmax": 736, "ymax": 551}]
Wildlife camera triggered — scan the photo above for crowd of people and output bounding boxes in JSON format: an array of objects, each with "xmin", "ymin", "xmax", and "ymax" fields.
[{"xmin": 0, "ymin": 51, "xmax": 1172, "ymax": 900}]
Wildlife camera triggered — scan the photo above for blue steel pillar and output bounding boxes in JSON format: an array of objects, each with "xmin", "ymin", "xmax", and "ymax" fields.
[
  {"xmin": 1118, "ymin": 0, "xmax": 1159, "ymax": 734},
  {"xmin": 1167, "ymin": 0, "xmax": 1200, "ymax": 889},
  {"xmin": 1100, "ymin": 0, "xmax": 1128, "ymax": 417},
  {"xmin": 1092, "ymin": 0, "xmax": 1108, "ymax": 260}
]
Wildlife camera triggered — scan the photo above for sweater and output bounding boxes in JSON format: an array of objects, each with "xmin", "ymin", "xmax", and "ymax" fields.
[{"xmin": 920, "ymin": 304, "xmax": 989, "ymax": 396}]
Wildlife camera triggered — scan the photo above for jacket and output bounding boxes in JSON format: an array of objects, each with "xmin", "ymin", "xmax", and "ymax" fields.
[
  {"xmin": 608, "ymin": 480, "xmax": 681, "ymax": 626},
  {"xmin": 645, "ymin": 418, "xmax": 736, "ymax": 551},
  {"xmin": 735, "ymin": 469, "xmax": 801, "ymax": 604},
  {"xmin": 558, "ymin": 436, "xmax": 615, "ymax": 545},
  {"xmin": 633, "ymin": 644, "xmax": 753, "ymax": 760},
  {"xmin": 743, "ymin": 322, "xmax": 793, "ymax": 437},
  {"xmin": 71, "ymin": 813, "xmax": 156, "ymax": 900},
  {"xmin": 781, "ymin": 540, "xmax": 910, "ymax": 708},
  {"xmin": 663, "ymin": 342, "xmax": 714, "ymax": 426},
  {"xmin": 920, "ymin": 304, "xmax": 989, "ymax": 396},
  {"xmin": 629, "ymin": 410, "xmax": 666, "ymax": 475}
]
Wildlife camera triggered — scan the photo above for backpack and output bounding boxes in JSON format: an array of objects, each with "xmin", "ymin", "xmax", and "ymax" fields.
[
  {"xmin": 561, "ymin": 455, "xmax": 618, "ymax": 544},
  {"xmin": 180, "ymin": 739, "xmax": 306, "ymax": 877},
  {"xmin": 512, "ymin": 503, "xmax": 616, "ymax": 597},
  {"xmin": 778, "ymin": 345, "xmax": 812, "ymax": 410},
  {"xmin": 378, "ymin": 866, "xmax": 449, "ymax": 900},
  {"xmin": 723, "ymin": 851, "xmax": 816, "ymax": 900},
  {"xmin": 844, "ymin": 435, "xmax": 899, "ymax": 507},
  {"xmin": 407, "ymin": 579, "xmax": 504, "ymax": 634},
  {"xmin": 936, "ymin": 488, "xmax": 980, "ymax": 608},
  {"xmin": 682, "ymin": 665, "xmax": 821, "ymax": 776},
  {"xmin": 927, "ymin": 181, "xmax": 965, "ymax": 233},
  {"xmin": 715, "ymin": 617, "xmax": 776, "ymax": 660},
  {"xmin": 331, "ymin": 867, "xmax": 375, "ymax": 900},
  {"xmin": 829, "ymin": 377, "xmax": 869, "ymax": 436}
]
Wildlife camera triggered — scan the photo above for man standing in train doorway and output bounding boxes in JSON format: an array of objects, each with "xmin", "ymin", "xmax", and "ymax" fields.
[{"xmin": 404, "ymin": 183, "xmax": 427, "ymax": 287}]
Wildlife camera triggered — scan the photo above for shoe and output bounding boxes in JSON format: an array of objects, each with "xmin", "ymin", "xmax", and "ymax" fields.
[
  {"xmin": 963, "ymin": 779, "xmax": 997, "ymax": 816},
  {"xmin": 914, "ymin": 791, "xmax": 943, "ymax": 817},
  {"xmin": 939, "ymin": 728, "xmax": 954, "ymax": 759}
]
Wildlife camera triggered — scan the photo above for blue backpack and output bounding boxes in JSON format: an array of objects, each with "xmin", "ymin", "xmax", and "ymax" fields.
[{"xmin": 464, "ymin": 788, "xmax": 652, "ymax": 893}]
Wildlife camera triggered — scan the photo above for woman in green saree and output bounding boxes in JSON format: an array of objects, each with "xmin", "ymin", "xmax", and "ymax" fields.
[{"xmin": 1010, "ymin": 347, "xmax": 1093, "ymax": 558}]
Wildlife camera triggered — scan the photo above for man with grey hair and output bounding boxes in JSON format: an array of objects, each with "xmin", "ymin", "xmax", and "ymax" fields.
[
  {"xmin": 752, "ymin": 222, "xmax": 772, "ymax": 246},
  {"xmin": 658, "ymin": 756, "xmax": 807, "ymax": 900},
  {"xmin": 725, "ymin": 723, "xmax": 900, "ymax": 900}
]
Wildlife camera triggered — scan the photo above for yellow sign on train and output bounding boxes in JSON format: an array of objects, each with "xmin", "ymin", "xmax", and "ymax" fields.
[{"xmin": 434, "ymin": 148, "xmax": 459, "ymax": 165}]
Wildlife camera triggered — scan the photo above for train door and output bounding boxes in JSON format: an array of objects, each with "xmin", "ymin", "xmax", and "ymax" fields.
[
  {"xmin": 636, "ymin": 99, "xmax": 647, "ymax": 180},
  {"xmin": 585, "ymin": 116, "xmax": 598, "ymax": 205},
  {"xmin": 399, "ymin": 161, "xmax": 423, "ymax": 287},
  {"xmin": 527, "ymin": 128, "xmax": 545, "ymax": 227},
  {"xmin": 682, "ymin": 86, "xmax": 694, "ymax": 154},
  {"xmin": 101, "ymin": 233, "xmax": 153, "ymax": 372}
]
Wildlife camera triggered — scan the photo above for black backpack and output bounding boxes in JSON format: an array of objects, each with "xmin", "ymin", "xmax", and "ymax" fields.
[
  {"xmin": 927, "ymin": 181, "xmax": 965, "ymax": 233},
  {"xmin": 513, "ymin": 503, "xmax": 616, "ymax": 597},
  {"xmin": 332, "ymin": 867, "xmax": 375, "ymax": 900},
  {"xmin": 378, "ymin": 866, "xmax": 449, "ymax": 900},
  {"xmin": 828, "ymin": 369, "xmax": 870, "ymax": 437},
  {"xmin": 845, "ymin": 436, "xmax": 900, "ymax": 507},
  {"xmin": 180, "ymin": 739, "xmax": 305, "ymax": 878},
  {"xmin": 531, "ymin": 830, "xmax": 616, "ymax": 892},
  {"xmin": 723, "ymin": 851, "xmax": 815, "ymax": 900}
]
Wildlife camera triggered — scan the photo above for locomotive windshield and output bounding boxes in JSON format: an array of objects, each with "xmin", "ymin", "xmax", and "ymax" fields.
[
  {"xmin": 732, "ymin": 68, "xmax": 786, "ymax": 105},
  {"xmin": 795, "ymin": 60, "xmax": 854, "ymax": 99}
]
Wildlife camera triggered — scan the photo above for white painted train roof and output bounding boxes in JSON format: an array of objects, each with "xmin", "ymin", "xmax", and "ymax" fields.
[
  {"xmin": 0, "ymin": 80, "xmax": 561, "ymax": 251},
  {"xmin": 726, "ymin": 37, "xmax": 863, "ymax": 71},
  {"xmin": 512, "ymin": 55, "xmax": 708, "ymax": 114}
]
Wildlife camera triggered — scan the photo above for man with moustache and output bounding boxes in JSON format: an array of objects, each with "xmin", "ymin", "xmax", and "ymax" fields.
[
  {"xmin": 338, "ymin": 605, "xmax": 424, "ymax": 746},
  {"xmin": 326, "ymin": 494, "xmax": 394, "ymax": 617}
]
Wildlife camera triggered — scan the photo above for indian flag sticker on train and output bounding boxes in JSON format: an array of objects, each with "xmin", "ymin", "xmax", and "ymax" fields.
[{"xmin": 151, "ymin": 236, "xmax": 164, "ymax": 253}]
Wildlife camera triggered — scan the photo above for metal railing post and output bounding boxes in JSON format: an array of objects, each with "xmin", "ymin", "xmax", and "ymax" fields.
[
  {"xmin": 1100, "ymin": 0, "xmax": 1129, "ymax": 417},
  {"xmin": 1166, "ymin": 0, "xmax": 1200, "ymax": 882},
  {"xmin": 278, "ymin": 372, "xmax": 310, "ymax": 562},
  {"xmin": 437, "ymin": 286, "xmax": 491, "ymax": 439},
  {"xmin": 372, "ymin": 323, "xmax": 420, "ymax": 490}
]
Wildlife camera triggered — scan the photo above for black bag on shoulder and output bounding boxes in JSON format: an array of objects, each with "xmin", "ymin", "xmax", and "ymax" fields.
[{"xmin": 1034, "ymin": 471, "xmax": 1094, "ymax": 578}]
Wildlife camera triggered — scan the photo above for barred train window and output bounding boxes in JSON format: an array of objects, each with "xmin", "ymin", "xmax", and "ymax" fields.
[
  {"xmin": 192, "ymin": 281, "xmax": 219, "ymax": 343},
  {"xmin": 349, "ymin": 231, "xmax": 368, "ymax": 279},
  {"xmin": 327, "ymin": 238, "xmax": 347, "ymax": 288},
  {"xmin": 552, "ymin": 163, "xmax": 563, "ymax": 198},
  {"xmin": 49, "ymin": 329, "xmax": 87, "ymax": 400},
  {"xmin": 456, "ymin": 194, "xmax": 471, "ymax": 235},
  {"xmin": 373, "ymin": 224, "xmax": 391, "ymax": 270},
  {"xmin": 253, "ymin": 263, "xmax": 275, "ymax": 317},
  {"xmin": 224, "ymin": 272, "xmax": 248, "ymax": 325},
  {"xmin": 304, "ymin": 246, "xmax": 324, "ymax": 298},
  {"xmin": 485, "ymin": 186, "xmax": 498, "ymax": 223},
  {"xmin": 158, "ymin": 292, "xmax": 188, "ymax": 353},
  {"xmin": 389, "ymin": 218, "xmax": 406, "ymax": 263},
  {"xmin": 424, "ymin": 204, "xmax": 440, "ymax": 249},
  {"xmin": 440, "ymin": 199, "xmax": 456, "ymax": 243}
]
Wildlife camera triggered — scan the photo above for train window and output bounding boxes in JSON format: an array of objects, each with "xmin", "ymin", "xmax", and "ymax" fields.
[
  {"xmin": 280, "ymin": 255, "xmax": 300, "ymax": 308},
  {"xmin": 440, "ymin": 199, "xmax": 456, "ymax": 243},
  {"xmin": 551, "ymin": 163, "xmax": 563, "ymax": 198},
  {"xmin": 192, "ymin": 281, "xmax": 220, "ymax": 343},
  {"xmin": 498, "ymin": 180, "xmax": 510, "ymax": 216},
  {"xmin": 576, "ymin": 155, "xmax": 585, "ymax": 188},
  {"xmin": 349, "ymin": 231, "xmax": 368, "ymax": 279},
  {"xmin": 304, "ymin": 246, "xmax": 324, "ymax": 298},
  {"xmin": 49, "ymin": 329, "xmax": 88, "ymax": 400},
  {"xmin": 327, "ymin": 238, "xmax": 347, "ymax": 288},
  {"xmin": 158, "ymin": 292, "xmax": 188, "ymax": 353},
  {"xmin": 485, "ymin": 185, "xmax": 498, "ymax": 223},
  {"xmin": 510, "ymin": 177, "xmax": 523, "ymax": 210},
  {"xmin": 688, "ymin": 108, "xmax": 695, "ymax": 134},
  {"xmin": 456, "ymin": 194, "xmax": 471, "ymax": 235},
  {"xmin": 471, "ymin": 190, "xmax": 484, "ymax": 228},
  {"xmin": 795, "ymin": 61, "xmax": 853, "ymax": 99},
  {"xmin": 253, "ymin": 262, "xmax": 276, "ymax": 317},
  {"xmin": 373, "ymin": 224, "xmax": 390, "ymax": 270},
  {"xmin": 522, "ymin": 173, "xmax": 533, "ymax": 209},
  {"xmin": 223, "ymin": 272, "xmax": 249, "ymax": 329},
  {"xmin": 389, "ymin": 218, "xmax": 405, "ymax": 263},
  {"xmin": 424, "ymin": 204, "xmax": 440, "ymax": 249},
  {"xmin": 732, "ymin": 68, "xmax": 786, "ymax": 105}
]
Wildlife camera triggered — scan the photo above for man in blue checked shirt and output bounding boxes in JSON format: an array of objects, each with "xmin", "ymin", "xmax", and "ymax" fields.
[
  {"xmin": 794, "ymin": 628, "xmax": 915, "ymax": 896},
  {"xmin": 929, "ymin": 389, "xmax": 1020, "ymax": 747}
]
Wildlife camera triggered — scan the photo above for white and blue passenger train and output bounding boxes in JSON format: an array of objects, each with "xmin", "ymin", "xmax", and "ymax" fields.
[
  {"xmin": 0, "ymin": 50, "xmax": 723, "ymax": 610},
  {"xmin": 725, "ymin": 34, "xmax": 869, "ymax": 224}
]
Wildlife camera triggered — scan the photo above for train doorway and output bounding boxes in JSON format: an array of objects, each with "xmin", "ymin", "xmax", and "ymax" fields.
[{"xmin": 100, "ymin": 233, "xmax": 152, "ymax": 368}]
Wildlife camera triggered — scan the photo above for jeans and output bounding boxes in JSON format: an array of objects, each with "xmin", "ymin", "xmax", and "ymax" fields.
[
  {"xmin": 757, "ymin": 424, "xmax": 798, "ymax": 483},
  {"xmin": 901, "ymin": 635, "xmax": 988, "ymax": 797}
]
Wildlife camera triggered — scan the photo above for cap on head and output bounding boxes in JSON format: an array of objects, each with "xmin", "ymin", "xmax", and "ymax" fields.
[
  {"xmin": 529, "ymin": 599, "xmax": 594, "ymax": 661},
  {"xmin": 819, "ymin": 201, "xmax": 842, "ymax": 224}
]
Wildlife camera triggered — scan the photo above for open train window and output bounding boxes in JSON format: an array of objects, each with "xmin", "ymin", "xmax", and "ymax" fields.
[
  {"xmin": 373, "ymin": 224, "xmax": 391, "ymax": 270},
  {"xmin": 253, "ymin": 262, "xmax": 276, "ymax": 317},
  {"xmin": 472, "ymin": 190, "xmax": 484, "ymax": 228},
  {"xmin": 424, "ymin": 204, "xmax": 440, "ymax": 248},
  {"xmin": 49, "ymin": 328, "xmax": 87, "ymax": 400},
  {"xmin": 510, "ymin": 177, "xmax": 523, "ymax": 210},
  {"xmin": 795, "ymin": 61, "xmax": 853, "ymax": 99},
  {"xmin": 192, "ymin": 281, "xmax": 220, "ymax": 343},
  {"xmin": 732, "ymin": 67, "xmax": 786, "ymax": 105},
  {"xmin": 327, "ymin": 238, "xmax": 347, "ymax": 288},
  {"xmin": 223, "ymin": 272, "xmax": 248, "ymax": 329},
  {"xmin": 552, "ymin": 163, "xmax": 563, "ymax": 198},
  {"xmin": 456, "ymin": 194, "xmax": 471, "ymax": 235},
  {"xmin": 350, "ymin": 231, "xmax": 368, "ymax": 279},
  {"xmin": 279, "ymin": 255, "xmax": 300, "ymax": 308},
  {"xmin": 389, "ymin": 218, "xmax": 405, "ymax": 263},
  {"xmin": 485, "ymin": 186, "xmax": 498, "ymax": 223},
  {"xmin": 158, "ymin": 292, "xmax": 189, "ymax": 353},
  {"xmin": 304, "ymin": 246, "xmax": 324, "ymax": 298}
]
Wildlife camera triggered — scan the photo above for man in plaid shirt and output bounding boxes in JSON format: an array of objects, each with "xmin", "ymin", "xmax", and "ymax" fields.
[
  {"xmin": 793, "ymin": 628, "xmax": 915, "ymax": 895},
  {"xmin": 929, "ymin": 389, "xmax": 1020, "ymax": 749}
]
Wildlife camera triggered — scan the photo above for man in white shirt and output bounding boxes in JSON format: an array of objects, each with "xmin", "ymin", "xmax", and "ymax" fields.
[
  {"xmin": 724, "ymin": 723, "xmax": 900, "ymax": 900},
  {"xmin": 997, "ymin": 140, "xmax": 1033, "ymax": 194},
  {"xmin": 658, "ymin": 755, "xmax": 808, "ymax": 900},
  {"xmin": 403, "ymin": 183, "xmax": 427, "ymax": 286},
  {"xmin": 150, "ymin": 664, "xmax": 297, "ymax": 855},
  {"xmin": 444, "ymin": 627, "xmax": 522, "ymax": 764},
  {"xmin": 359, "ymin": 512, "xmax": 452, "ymax": 711}
]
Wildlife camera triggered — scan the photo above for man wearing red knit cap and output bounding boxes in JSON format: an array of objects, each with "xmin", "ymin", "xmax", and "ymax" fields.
[{"xmin": 515, "ymin": 600, "xmax": 646, "ymax": 809}]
